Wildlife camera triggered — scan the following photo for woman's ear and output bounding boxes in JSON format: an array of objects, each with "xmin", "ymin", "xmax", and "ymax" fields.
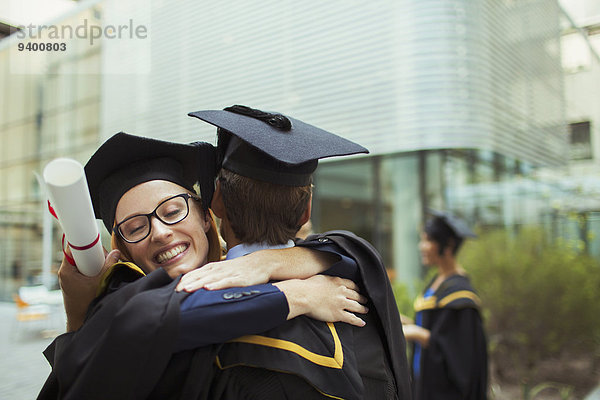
[
  {"xmin": 201, "ymin": 209, "xmax": 211, "ymax": 232},
  {"xmin": 111, "ymin": 231, "xmax": 132, "ymax": 262},
  {"xmin": 443, "ymin": 238, "xmax": 456, "ymax": 258}
]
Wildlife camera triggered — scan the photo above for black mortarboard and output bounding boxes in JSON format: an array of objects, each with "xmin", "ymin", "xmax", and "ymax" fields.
[
  {"xmin": 188, "ymin": 105, "xmax": 369, "ymax": 186},
  {"xmin": 84, "ymin": 132, "xmax": 216, "ymax": 232},
  {"xmin": 426, "ymin": 209, "xmax": 477, "ymax": 239}
]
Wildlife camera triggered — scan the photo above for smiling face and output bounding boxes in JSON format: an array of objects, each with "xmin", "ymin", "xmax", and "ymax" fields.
[
  {"xmin": 418, "ymin": 232, "xmax": 442, "ymax": 267},
  {"xmin": 114, "ymin": 180, "xmax": 211, "ymax": 278}
]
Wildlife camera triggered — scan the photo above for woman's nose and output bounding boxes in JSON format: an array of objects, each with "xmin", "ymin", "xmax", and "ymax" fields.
[{"xmin": 149, "ymin": 216, "xmax": 173, "ymax": 241}]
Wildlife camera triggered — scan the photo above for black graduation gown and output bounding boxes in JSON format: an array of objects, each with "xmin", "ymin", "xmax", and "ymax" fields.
[
  {"xmin": 412, "ymin": 275, "xmax": 488, "ymax": 400},
  {"xmin": 208, "ymin": 230, "xmax": 412, "ymax": 400},
  {"xmin": 37, "ymin": 265, "xmax": 220, "ymax": 400},
  {"xmin": 320, "ymin": 230, "xmax": 412, "ymax": 400}
]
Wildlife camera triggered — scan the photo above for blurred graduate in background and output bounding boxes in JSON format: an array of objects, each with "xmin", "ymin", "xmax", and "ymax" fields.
[{"xmin": 402, "ymin": 210, "xmax": 488, "ymax": 400}]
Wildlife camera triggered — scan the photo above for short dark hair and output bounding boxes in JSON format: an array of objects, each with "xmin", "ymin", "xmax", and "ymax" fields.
[
  {"xmin": 218, "ymin": 169, "xmax": 312, "ymax": 245},
  {"xmin": 424, "ymin": 217, "xmax": 464, "ymax": 255}
]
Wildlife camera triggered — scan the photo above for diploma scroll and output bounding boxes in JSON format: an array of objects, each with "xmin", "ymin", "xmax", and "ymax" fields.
[{"xmin": 43, "ymin": 158, "xmax": 104, "ymax": 277}]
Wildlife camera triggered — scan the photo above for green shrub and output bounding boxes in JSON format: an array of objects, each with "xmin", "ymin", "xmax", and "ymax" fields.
[
  {"xmin": 459, "ymin": 227, "xmax": 600, "ymax": 384},
  {"xmin": 391, "ymin": 280, "xmax": 416, "ymax": 319}
]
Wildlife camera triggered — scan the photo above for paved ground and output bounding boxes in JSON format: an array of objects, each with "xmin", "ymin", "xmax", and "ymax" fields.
[{"xmin": 0, "ymin": 301, "xmax": 65, "ymax": 400}]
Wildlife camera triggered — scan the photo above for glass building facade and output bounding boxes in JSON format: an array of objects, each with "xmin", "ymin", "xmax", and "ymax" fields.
[
  {"xmin": 1, "ymin": 0, "xmax": 589, "ymax": 299},
  {"xmin": 312, "ymin": 149, "xmax": 551, "ymax": 289}
]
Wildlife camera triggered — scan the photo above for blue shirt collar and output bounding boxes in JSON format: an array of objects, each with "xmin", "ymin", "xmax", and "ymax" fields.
[{"xmin": 226, "ymin": 240, "xmax": 295, "ymax": 260}]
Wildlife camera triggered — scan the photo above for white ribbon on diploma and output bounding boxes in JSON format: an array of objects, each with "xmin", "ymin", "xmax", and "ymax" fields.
[{"xmin": 43, "ymin": 158, "xmax": 104, "ymax": 277}]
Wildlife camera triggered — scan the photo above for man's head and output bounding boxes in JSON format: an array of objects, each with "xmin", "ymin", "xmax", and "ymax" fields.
[
  {"xmin": 214, "ymin": 168, "xmax": 312, "ymax": 245},
  {"xmin": 188, "ymin": 105, "xmax": 368, "ymax": 246}
]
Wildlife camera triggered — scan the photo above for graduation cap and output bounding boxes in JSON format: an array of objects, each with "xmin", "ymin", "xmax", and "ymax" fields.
[
  {"xmin": 188, "ymin": 105, "xmax": 368, "ymax": 186},
  {"xmin": 84, "ymin": 132, "xmax": 216, "ymax": 232},
  {"xmin": 426, "ymin": 209, "xmax": 477, "ymax": 239}
]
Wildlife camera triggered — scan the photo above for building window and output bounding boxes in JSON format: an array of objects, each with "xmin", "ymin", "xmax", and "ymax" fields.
[{"xmin": 569, "ymin": 121, "xmax": 592, "ymax": 161}]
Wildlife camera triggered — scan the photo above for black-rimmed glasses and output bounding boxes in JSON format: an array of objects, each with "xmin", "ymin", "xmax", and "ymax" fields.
[{"xmin": 113, "ymin": 193, "xmax": 198, "ymax": 243}]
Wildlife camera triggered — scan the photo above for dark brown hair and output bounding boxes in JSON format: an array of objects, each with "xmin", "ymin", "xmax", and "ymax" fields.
[
  {"xmin": 218, "ymin": 168, "xmax": 312, "ymax": 245},
  {"xmin": 424, "ymin": 217, "xmax": 463, "ymax": 256}
]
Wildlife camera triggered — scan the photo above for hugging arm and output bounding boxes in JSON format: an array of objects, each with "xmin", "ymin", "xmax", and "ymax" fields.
[
  {"xmin": 175, "ymin": 243, "xmax": 365, "ymax": 351},
  {"xmin": 60, "ymin": 243, "xmax": 365, "ymax": 352},
  {"xmin": 177, "ymin": 245, "xmax": 358, "ymax": 292},
  {"xmin": 176, "ymin": 274, "xmax": 367, "ymax": 351}
]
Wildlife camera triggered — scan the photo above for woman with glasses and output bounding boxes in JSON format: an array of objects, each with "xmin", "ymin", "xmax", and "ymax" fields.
[{"xmin": 39, "ymin": 132, "xmax": 366, "ymax": 399}]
